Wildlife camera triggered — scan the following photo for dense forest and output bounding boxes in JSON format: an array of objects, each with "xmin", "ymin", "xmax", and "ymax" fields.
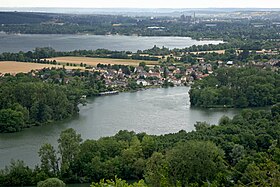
[
  {"xmin": 0, "ymin": 67, "xmax": 118, "ymax": 133},
  {"xmin": 0, "ymin": 73, "xmax": 81, "ymax": 132},
  {"xmin": 189, "ymin": 67, "xmax": 280, "ymax": 108},
  {"xmin": 1, "ymin": 106, "xmax": 280, "ymax": 186},
  {"xmin": 0, "ymin": 64, "xmax": 154, "ymax": 133}
]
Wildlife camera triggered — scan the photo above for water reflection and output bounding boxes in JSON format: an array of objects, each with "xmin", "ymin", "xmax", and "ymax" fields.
[{"xmin": 0, "ymin": 87, "xmax": 240, "ymax": 168}]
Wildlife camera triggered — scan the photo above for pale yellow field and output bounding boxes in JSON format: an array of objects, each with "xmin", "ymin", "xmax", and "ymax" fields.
[
  {"xmin": 0, "ymin": 61, "xmax": 84, "ymax": 74},
  {"xmin": 189, "ymin": 50, "xmax": 226, "ymax": 55},
  {"xmin": 46, "ymin": 56, "xmax": 159, "ymax": 66}
]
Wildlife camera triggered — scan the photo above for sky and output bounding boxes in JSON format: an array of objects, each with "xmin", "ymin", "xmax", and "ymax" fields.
[{"xmin": 1, "ymin": 0, "xmax": 280, "ymax": 8}]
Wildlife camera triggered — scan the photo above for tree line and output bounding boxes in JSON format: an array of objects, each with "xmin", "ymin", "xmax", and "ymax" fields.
[
  {"xmin": 0, "ymin": 67, "xmax": 111, "ymax": 133},
  {"xmin": 0, "ymin": 65, "xmax": 150, "ymax": 133},
  {"xmin": 1, "ymin": 106, "xmax": 280, "ymax": 186},
  {"xmin": 0, "ymin": 73, "xmax": 81, "ymax": 133},
  {"xmin": 0, "ymin": 47, "xmax": 160, "ymax": 63},
  {"xmin": 1, "ymin": 12, "xmax": 280, "ymax": 42},
  {"xmin": 190, "ymin": 67, "xmax": 280, "ymax": 108}
]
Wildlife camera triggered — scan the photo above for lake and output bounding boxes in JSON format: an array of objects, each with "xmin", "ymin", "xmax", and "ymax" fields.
[
  {"xmin": 0, "ymin": 33, "xmax": 223, "ymax": 53},
  {"xmin": 0, "ymin": 87, "xmax": 241, "ymax": 169}
]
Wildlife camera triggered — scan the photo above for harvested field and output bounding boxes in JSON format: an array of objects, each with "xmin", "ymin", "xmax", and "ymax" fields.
[
  {"xmin": 0, "ymin": 61, "xmax": 84, "ymax": 74},
  {"xmin": 46, "ymin": 56, "xmax": 159, "ymax": 66},
  {"xmin": 189, "ymin": 50, "xmax": 226, "ymax": 55}
]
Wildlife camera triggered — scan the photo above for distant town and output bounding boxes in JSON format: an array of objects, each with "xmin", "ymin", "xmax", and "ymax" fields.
[{"xmin": 1, "ymin": 49, "xmax": 277, "ymax": 97}]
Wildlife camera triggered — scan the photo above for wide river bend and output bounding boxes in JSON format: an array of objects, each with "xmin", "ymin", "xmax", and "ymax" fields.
[{"xmin": 0, "ymin": 87, "xmax": 241, "ymax": 168}]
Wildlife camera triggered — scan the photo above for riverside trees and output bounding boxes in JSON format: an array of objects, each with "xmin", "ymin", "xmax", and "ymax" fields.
[
  {"xmin": 189, "ymin": 67, "xmax": 280, "ymax": 108},
  {"xmin": 1, "ymin": 107, "xmax": 280, "ymax": 186},
  {"xmin": 0, "ymin": 80, "xmax": 80, "ymax": 133}
]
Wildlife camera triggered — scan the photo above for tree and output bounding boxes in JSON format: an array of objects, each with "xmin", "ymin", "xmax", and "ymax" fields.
[
  {"xmin": 0, "ymin": 108, "xmax": 24, "ymax": 133},
  {"xmin": 37, "ymin": 178, "xmax": 66, "ymax": 187},
  {"xmin": 38, "ymin": 143, "xmax": 59, "ymax": 176},
  {"xmin": 218, "ymin": 115, "xmax": 231, "ymax": 126},
  {"xmin": 139, "ymin": 62, "xmax": 146, "ymax": 68},
  {"xmin": 120, "ymin": 136, "xmax": 144, "ymax": 179},
  {"xmin": 194, "ymin": 121, "xmax": 211, "ymax": 131},
  {"xmin": 230, "ymin": 144, "xmax": 246, "ymax": 165},
  {"xmin": 189, "ymin": 67, "xmax": 279, "ymax": 108},
  {"xmin": 240, "ymin": 160, "xmax": 280, "ymax": 186},
  {"xmin": 3, "ymin": 160, "xmax": 33, "ymax": 186},
  {"xmin": 115, "ymin": 130, "xmax": 136, "ymax": 142},
  {"xmin": 271, "ymin": 103, "xmax": 280, "ymax": 118},
  {"xmin": 141, "ymin": 135, "xmax": 156, "ymax": 159},
  {"xmin": 91, "ymin": 177, "xmax": 147, "ymax": 187},
  {"xmin": 58, "ymin": 128, "xmax": 82, "ymax": 175},
  {"xmin": 165, "ymin": 141, "xmax": 226, "ymax": 186},
  {"xmin": 144, "ymin": 152, "xmax": 167, "ymax": 187}
]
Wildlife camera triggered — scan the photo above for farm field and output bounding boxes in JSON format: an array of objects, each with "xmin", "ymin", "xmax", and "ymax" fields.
[
  {"xmin": 46, "ymin": 56, "xmax": 159, "ymax": 66},
  {"xmin": 189, "ymin": 50, "xmax": 226, "ymax": 55},
  {"xmin": 0, "ymin": 61, "xmax": 84, "ymax": 74}
]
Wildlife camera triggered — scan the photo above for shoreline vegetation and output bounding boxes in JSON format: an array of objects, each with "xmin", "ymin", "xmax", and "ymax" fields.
[
  {"xmin": 1, "ymin": 106, "xmax": 280, "ymax": 186},
  {"xmin": 1, "ymin": 11, "xmax": 279, "ymax": 42},
  {"xmin": 0, "ymin": 9, "xmax": 280, "ymax": 187},
  {"xmin": 0, "ymin": 56, "xmax": 187, "ymax": 133},
  {"xmin": 0, "ymin": 31, "xmax": 223, "ymax": 41},
  {"xmin": 189, "ymin": 67, "xmax": 280, "ymax": 108},
  {"xmin": 1, "ymin": 42, "xmax": 280, "ymax": 133}
]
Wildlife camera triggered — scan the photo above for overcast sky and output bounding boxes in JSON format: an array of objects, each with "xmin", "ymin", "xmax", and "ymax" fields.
[{"xmin": 1, "ymin": 0, "xmax": 280, "ymax": 8}]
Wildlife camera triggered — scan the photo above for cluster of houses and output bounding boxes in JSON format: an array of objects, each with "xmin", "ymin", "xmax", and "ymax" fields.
[
  {"xmin": 0, "ymin": 60, "xmax": 214, "ymax": 89},
  {"xmin": 91, "ymin": 65, "xmax": 194, "ymax": 88},
  {"xmin": 83, "ymin": 60, "xmax": 242, "ymax": 89},
  {"xmin": 2, "ymin": 51, "xmax": 279, "ymax": 91}
]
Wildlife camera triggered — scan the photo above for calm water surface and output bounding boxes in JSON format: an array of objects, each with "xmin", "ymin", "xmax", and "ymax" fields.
[
  {"xmin": 0, "ymin": 33, "xmax": 223, "ymax": 53},
  {"xmin": 0, "ymin": 87, "xmax": 241, "ymax": 169}
]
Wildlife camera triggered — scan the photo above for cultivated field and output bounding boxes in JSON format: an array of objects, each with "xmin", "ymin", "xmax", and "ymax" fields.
[
  {"xmin": 46, "ymin": 56, "xmax": 159, "ymax": 66},
  {"xmin": 189, "ymin": 50, "xmax": 226, "ymax": 55},
  {"xmin": 0, "ymin": 61, "xmax": 84, "ymax": 74}
]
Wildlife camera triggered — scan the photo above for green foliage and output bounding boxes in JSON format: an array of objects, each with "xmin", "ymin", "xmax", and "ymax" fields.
[
  {"xmin": 139, "ymin": 62, "xmax": 146, "ymax": 67},
  {"xmin": 165, "ymin": 141, "xmax": 226, "ymax": 186},
  {"xmin": 0, "ymin": 47, "xmax": 159, "ymax": 63},
  {"xmin": 0, "ymin": 108, "xmax": 24, "ymax": 132},
  {"xmin": 0, "ymin": 160, "xmax": 33, "ymax": 186},
  {"xmin": 38, "ymin": 143, "xmax": 59, "ymax": 176},
  {"xmin": 2, "ymin": 12, "xmax": 280, "ymax": 44},
  {"xmin": 144, "ymin": 152, "xmax": 167, "ymax": 187},
  {"xmin": 37, "ymin": 178, "xmax": 66, "ymax": 187},
  {"xmin": 271, "ymin": 103, "xmax": 280, "ymax": 118},
  {"xmin": 0, "ymin": 76, "xmax": 81, "ymax": 132},
  {"xmin": 1, "ymin": 108, "xmax": 280, "ymax": 186},
  {"xmin": 239, "ymin": 160, "xmax": 280, "ymax": 186},
  {"xmin": 91, "ymin": 177, "xmax": 147, "ymax": 187},
  {"xmin": 190, "ymin": 67, "xmax": 280, "ymax": 108},
  {"xmin": 58, "ymin": 128, "xmax": 82, "ymax": 176}
]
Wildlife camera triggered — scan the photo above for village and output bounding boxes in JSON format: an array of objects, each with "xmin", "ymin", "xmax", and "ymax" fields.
[
  {"xmin": 30, "ymin": 56, "xmax": 276, "ymax": 94},
  {"xmin": 0, "ymin": 46, "xmax": 279, "ymax": 95},
  {"xmin": 19, "ymin": 59, "xmax": 215, "ymax": 94}
]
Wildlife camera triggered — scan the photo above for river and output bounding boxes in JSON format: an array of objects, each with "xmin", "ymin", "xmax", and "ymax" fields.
[
  {"xmin": 0, "ymin": 33, "xmax": 223, "ymax": 53},
  {"xmin": 0, "ymin": 87, "xmax": 241, "ymax": 169}
]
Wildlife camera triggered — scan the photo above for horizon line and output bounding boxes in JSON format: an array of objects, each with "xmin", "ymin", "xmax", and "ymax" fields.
[{"xmin": 1, "ymin": 7, "xmax": 280, "ymax": 9}]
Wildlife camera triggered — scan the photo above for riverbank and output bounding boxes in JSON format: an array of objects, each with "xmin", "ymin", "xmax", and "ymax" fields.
[
  {"xmin": 0, "ymin": 33, "xmax": 223, "ymax": 53},
  {"xmin": 2, "ymin": 105, "xmax": 276, "ymax": 187},
  {"xmin": 0, "ymin": 87, "xmax": 241, "ymax": 169}
]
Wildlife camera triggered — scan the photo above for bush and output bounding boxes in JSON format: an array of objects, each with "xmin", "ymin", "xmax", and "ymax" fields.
[{"xmin": 37, "ymin": 178, "xmax": 66, "ymax": 187}]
